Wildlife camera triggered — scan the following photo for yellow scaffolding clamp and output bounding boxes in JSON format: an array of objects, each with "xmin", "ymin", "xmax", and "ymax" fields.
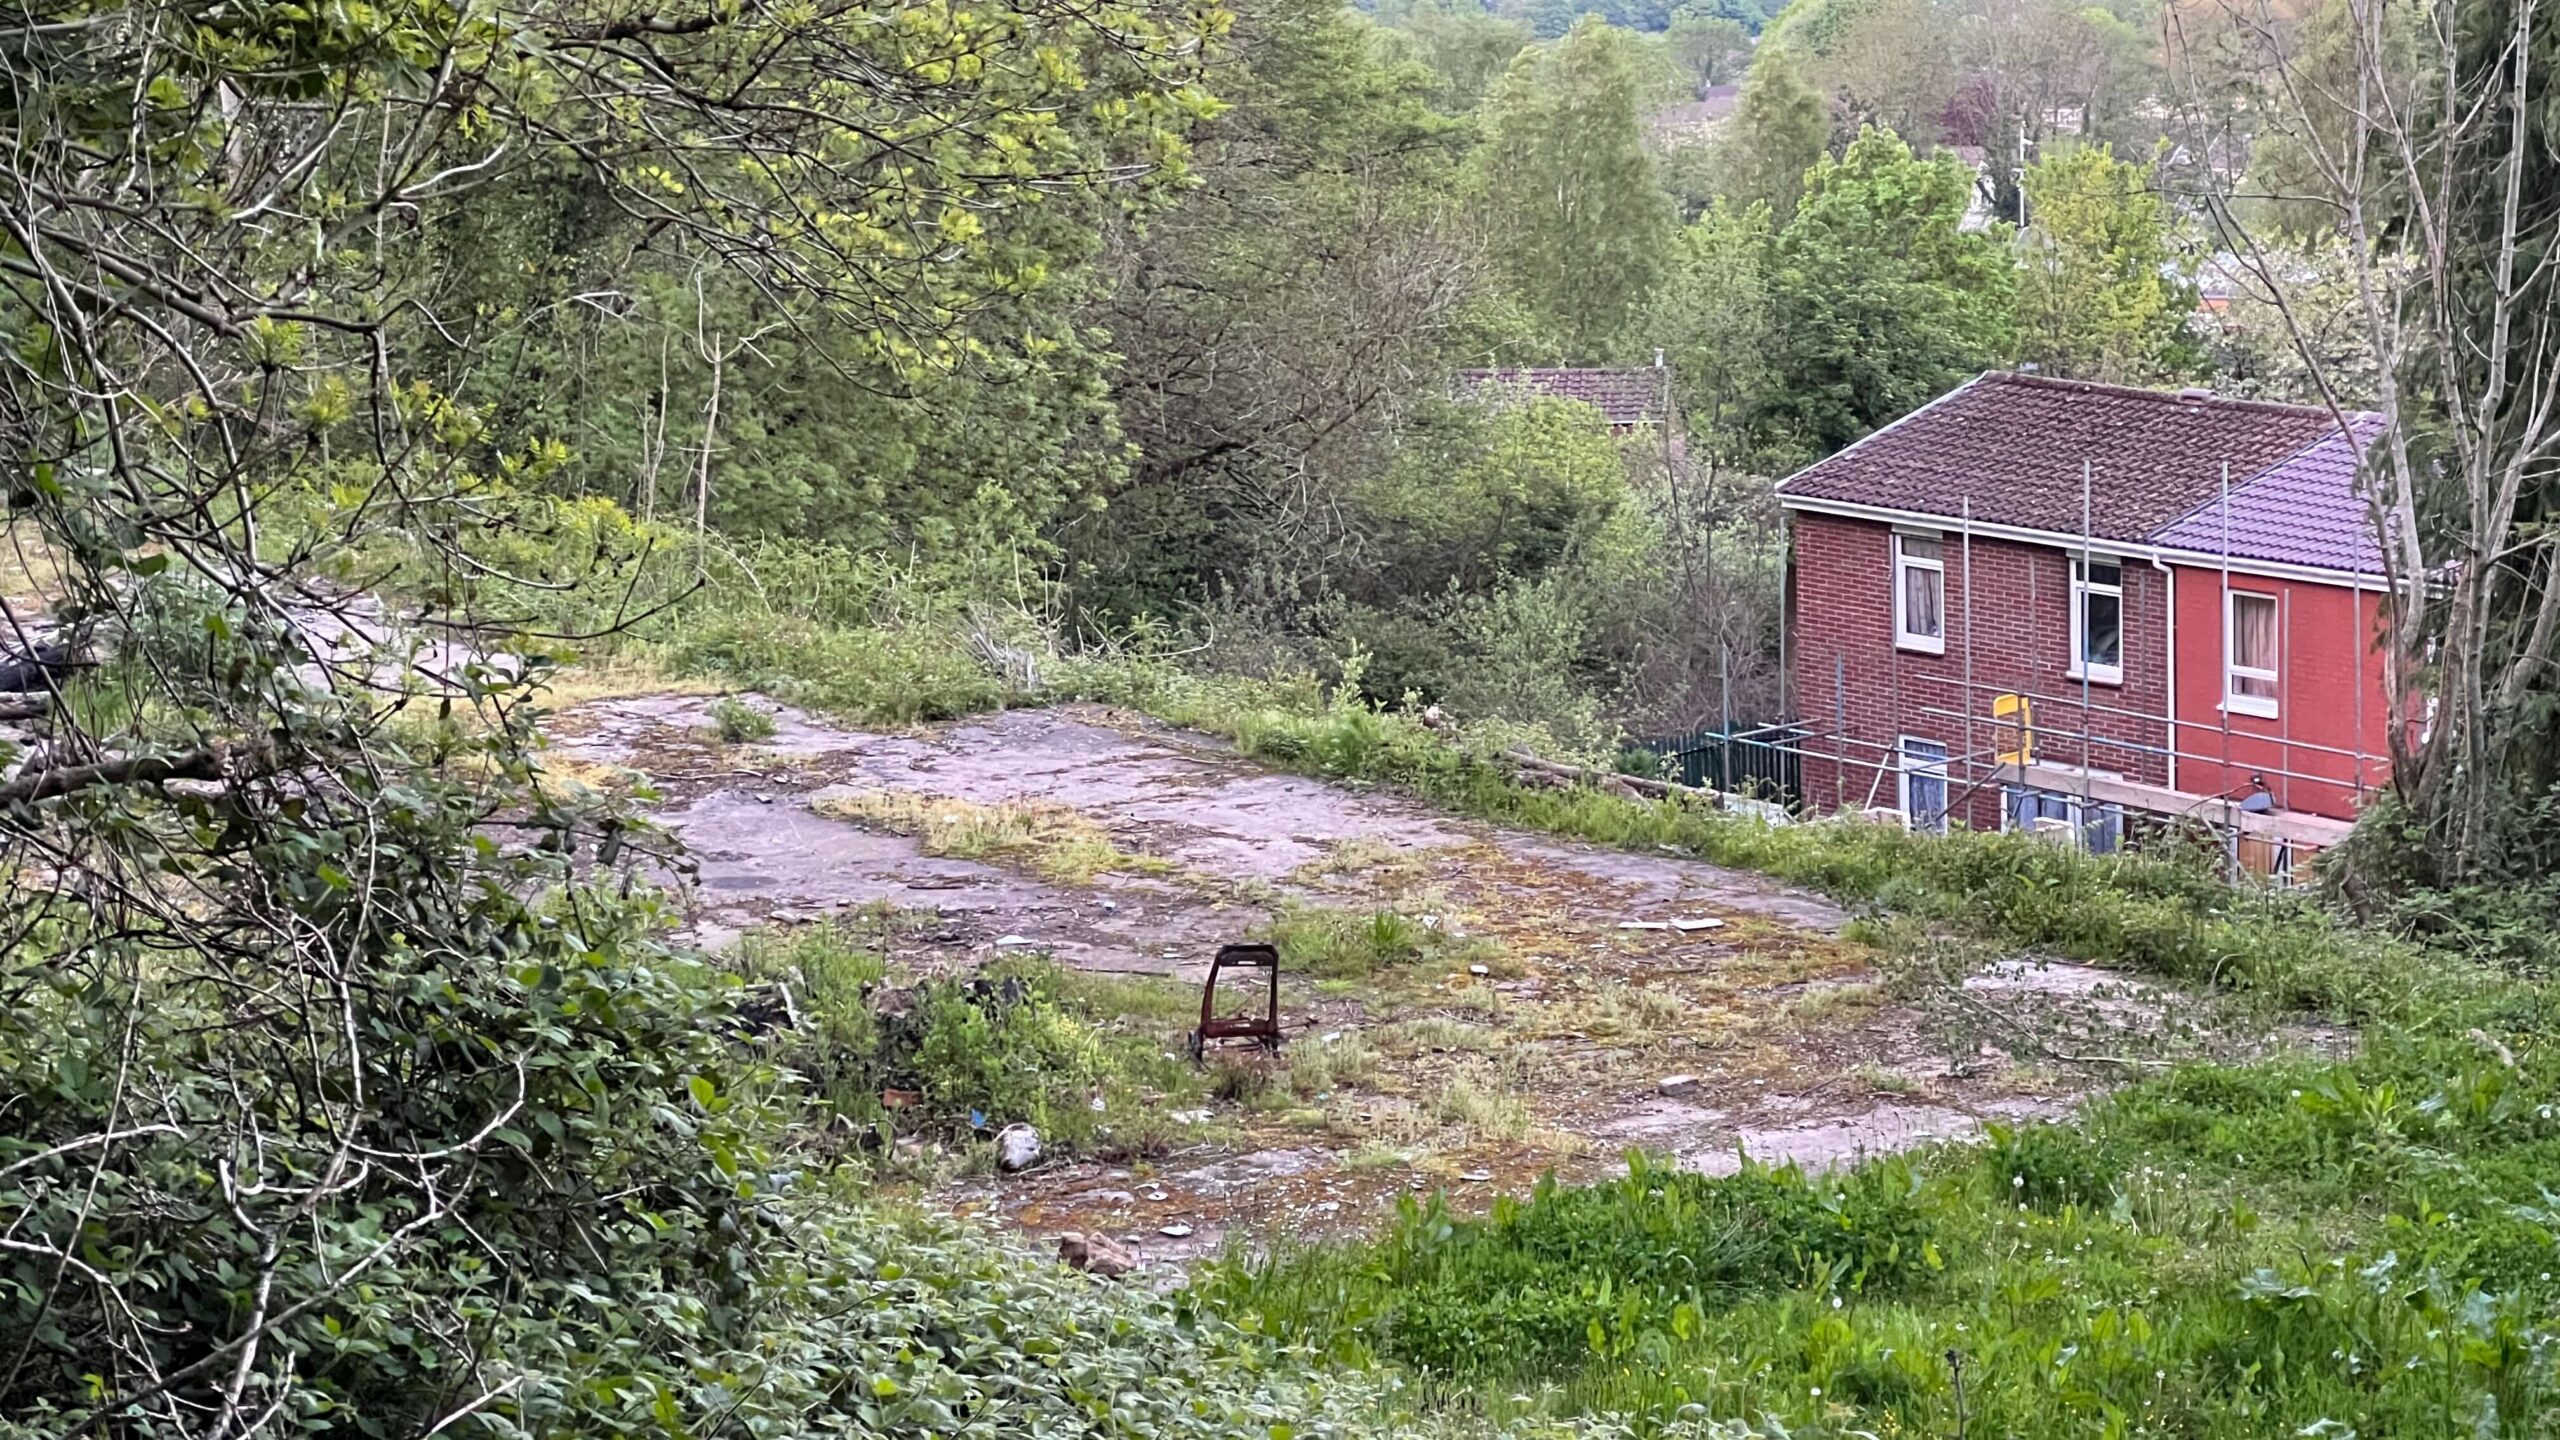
[{"xmin": 1993, "ymin": 693, "xmax": 2035, "ymax": 766}]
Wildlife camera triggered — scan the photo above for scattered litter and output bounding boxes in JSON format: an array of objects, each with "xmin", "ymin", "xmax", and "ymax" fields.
[
  {"xmin": 1320, "ymin": 1031, "xmax": 1342, "ymax": 1043},
  {"xmin": 996, "ymin": 1123, "xmax": 1043, "ymax": 1172},
  {"xmin": 1089, "ymin": 1096, "xmax": 1107, "ymax": 1112},
  {"xmin": 1672, "ymin": 917, "xmax": 1727, "ymax": 933},
  {"xmin": 1467, "ymin": 964, "xmax": 1490, "ymax": 978},
  {"xmin": 1158, "ymin": 1222, "xmax": 1194, "ymax": 1238},
  {"xmin": 1618, "ymin": 920, "xmax": 1672, "ymax": 931},
  {"xmin": 1658, "ymin": 1074, "xmax": 1702, "ymax": 1098},
  {"xmin": 1458, "ymin": 1169, "xmax": 1493, "ymax": 1182},
  {"xmin": 881, "ymin": 1088, "xmax": 921, "ymax": 1110},
  {"xmin": 1099, "ymin": 899, "xmax": 1119, "ymax": 911},
  {"xmin": 994, "ymin": 934, "xmax": 1037, "ymax": 947},
  {"xmin": 1169, "ymin": 1109, "xmax": 1211, "ymax": 1126}
]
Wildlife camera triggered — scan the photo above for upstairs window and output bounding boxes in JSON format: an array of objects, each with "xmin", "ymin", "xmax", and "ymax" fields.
[
  {"xmin": 1893, "ymin": 533, "xmax": 1944, "ymax": 654},
  {"xmin": 2226, "ymin": 590, "xmax": 2280, "ymax": 717},
  {"xmin": 2071, "ymin": 557, "xmax": 2123, "ymax": 683}
]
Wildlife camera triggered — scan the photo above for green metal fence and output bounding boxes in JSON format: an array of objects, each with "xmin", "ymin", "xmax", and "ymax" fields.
[{"xmin": 1626, "ymin": 720, "xmax": 1806, "ymax": 809}]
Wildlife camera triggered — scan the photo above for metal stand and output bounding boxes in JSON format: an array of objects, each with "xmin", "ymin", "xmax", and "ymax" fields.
[{"xmin": 1186, "ymin": 942, "xmax": 1282, "ymax": 1063}]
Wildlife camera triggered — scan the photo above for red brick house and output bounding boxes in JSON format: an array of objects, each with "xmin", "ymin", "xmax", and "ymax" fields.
[{"xmin": 1774, "ymin": 372, "xmax": 2392, "ymax": 865}]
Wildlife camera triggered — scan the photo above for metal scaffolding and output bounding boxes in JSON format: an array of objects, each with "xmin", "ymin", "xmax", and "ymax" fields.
[{"xmin": 1679, "ymin": 475, "xmax": 2389, "ymax": 883}]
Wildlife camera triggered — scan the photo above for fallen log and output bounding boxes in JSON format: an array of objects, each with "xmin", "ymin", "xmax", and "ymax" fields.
[{"xmin": 1415, "ymin": 707, "xmax": 1722, "ymax": 808}]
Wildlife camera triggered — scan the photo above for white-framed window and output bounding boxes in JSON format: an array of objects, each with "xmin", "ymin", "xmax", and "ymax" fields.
[
  {"xmin": 2225, "ymin": 589, "xmax": 2280, "ymax": 718},
  {"xmin": 1900, "ymin": 736, "xmax": 1950, "ymax": 835},
  {"xmin": 1893, "ymin": 533, "xmax": 1945, "ymax": 654},
  {"xmin": 2005, "ymin": 781, "xmax": 2123, "ymax": 855},
  {"xmin": 2069, "ymin": 556, "xmax": 2123, "ymax": 684}
]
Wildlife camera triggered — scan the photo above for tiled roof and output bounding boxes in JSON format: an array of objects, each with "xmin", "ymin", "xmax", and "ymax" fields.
[
  {"xmin": 1460, "ymin": 368, "xmax": 1672, "ymax": 428},
  {"xmin": 1774, "ymin": 372, "xmax": 2344, "ymax": 544},
  {"xmin": 2151, "ymin": 418, "xmax": 2387, "ymax": 575}
]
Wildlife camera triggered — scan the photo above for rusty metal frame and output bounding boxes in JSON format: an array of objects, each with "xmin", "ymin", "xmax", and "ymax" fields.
[{"xmin": 1187, "ymin": 942, "xmax": 1281, "ymax": 1062}]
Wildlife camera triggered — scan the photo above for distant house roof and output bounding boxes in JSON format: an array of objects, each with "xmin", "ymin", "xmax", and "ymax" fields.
[
  {"xmin": 1645, "ymin": 88, "xmax": 1741, "ymax": 143},
  {"xmin": 2151, "ymin": 418, "xmax": 2388, "ymax": 575},
  {"xmin": 1774, "ymin": 372, "xmax": 2345, "ymax": 546},
  {"xmin": 1460, "ymin": 367, "xmax": 1673, "ymax": 429}
]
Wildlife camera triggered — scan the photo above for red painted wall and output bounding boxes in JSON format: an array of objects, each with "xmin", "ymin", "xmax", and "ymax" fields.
[
  {"xmin": 2166, "ymin": 566, "xmax": 2392, "ymax": 821},
  {"xmin": 1787, "ymin": 512, "xmax": 2172, "ymax": 830}
]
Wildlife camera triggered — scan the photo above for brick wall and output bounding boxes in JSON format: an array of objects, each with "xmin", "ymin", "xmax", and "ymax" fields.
[
  {"xmin": 1786, "ymin": 511, "xmax": 2173, "ymax": 831},
  {"xmin": 2168, "ymin": 566, "xmax": 2393, "ymax": 820}
]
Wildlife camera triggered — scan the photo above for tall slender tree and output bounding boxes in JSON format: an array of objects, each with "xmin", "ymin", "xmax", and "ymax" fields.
[
  {"xmin": 1470, "ymin": 17, "xmax": 1681, "ymax": 359},
  {"xmin": 2014, "ymin": 145, "xmax": 2196, "ymax": 381}
]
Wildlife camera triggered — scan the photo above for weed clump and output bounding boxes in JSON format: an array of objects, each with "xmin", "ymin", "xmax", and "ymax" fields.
[
  {"xmin": 816, "ymin": 789, "xmax": 1170, "ymax": 884},
  {"xmin": 734, "ymin": 927, "xmax": 1200, "ymax": 1161},
  {"xmin": 1268, "ymin": 904, "xmax": 1501, "ymax": 980},
  {"xmin": 707, "ymin": 693, "xmax": 779, "ymax": 744}
]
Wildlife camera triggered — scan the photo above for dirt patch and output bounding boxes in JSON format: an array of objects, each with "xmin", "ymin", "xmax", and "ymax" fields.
[{"xmin": 552, "ymin": 692, "xmax": 2217, "ymax": 1269}]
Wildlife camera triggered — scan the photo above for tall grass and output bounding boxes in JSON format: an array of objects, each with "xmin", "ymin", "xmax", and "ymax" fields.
[{"xmin": 1209, "ymin": 1011, "xmax": 2560, "ymax": 1435}]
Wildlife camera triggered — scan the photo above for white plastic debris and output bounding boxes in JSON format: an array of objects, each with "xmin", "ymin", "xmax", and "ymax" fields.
[
  {"xmin": 1158, "ymin": 1222, "xmax": 1194, "ymax": 1239},
  {"xmin": 996, "ymin": 1124, "xmax": 1043, "ymax": 1172}
]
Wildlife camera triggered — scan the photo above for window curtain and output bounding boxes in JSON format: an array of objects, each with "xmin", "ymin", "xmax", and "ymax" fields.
[
  {"xmin": 2232, "ymin": 593, "xmax": 2278, "ymax": 697},
  {"xmin": 1901, "ymin": 544, "xmax": 1942, "ymax": 639}
]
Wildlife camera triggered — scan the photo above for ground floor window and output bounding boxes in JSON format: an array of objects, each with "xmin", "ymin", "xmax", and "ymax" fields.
[
  {"xmin": 2004, "ymin": 784, "xmax": 2122, "ymax": 854},
  {"xmin": 1900, "ymin": 736, "xmax": 1950, "ymax": 835}
]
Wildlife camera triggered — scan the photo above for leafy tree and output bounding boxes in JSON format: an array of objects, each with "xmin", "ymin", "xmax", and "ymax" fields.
[
  {"xmin": 2014, "ymin": 145, "xmax": 2198, "ymax": 381},
  {"xmin": 0, "ymin": 0, "xmax": 1218, "ymax": 1433},
  {"xmin": 1668, "ymin": 14, "xmax": 1753, "ymax": 88},
  {"xmin": 1382, "ymin": 3, "xmax": 1538, "ymax": 109},
  {"xmin": 1818, "ymin": 0, "xmax": 1964, "ymax": 144},
  {"xmin": 2202, "ymin": 243, "xmax": 2380, "ymax": 405},
  {"xmin": 1358, "ymin": 395, "xmax": 1635, "ymax": 595},
  {"xmin": 1647, "ymin": 202, "xmax": 1783, "ymax": 470},
  {"xmin": 1470, "ymin": 18, "xmax": 1681, "ymax": 358},
  {"xmin": 1716, "ymin": 49, "xmax": 1834, "ymax": 222},
  {"xmin": 1678, "ymin": 0, "xmax": 1778, "ymax": 35},
  {"xmin": 1766, "ymin": 127, "xmax": 2017, "ymax": 449},
  {"xmin": 1068, "ymin": 0, "xmax": 1474, "ymax": 623}
]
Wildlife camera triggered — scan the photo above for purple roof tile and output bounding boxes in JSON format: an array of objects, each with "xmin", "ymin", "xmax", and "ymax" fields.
[{"xmin": 2150, "ymin": 417, "xmax": 2388, "ymax": 575}]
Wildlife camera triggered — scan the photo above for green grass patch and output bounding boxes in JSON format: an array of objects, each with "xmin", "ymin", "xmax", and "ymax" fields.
[
  {"xmin": 1204, "ymin": 1009, "xmax": 2560, "ymax": 1434},
  {"xmin": 1266, "ymin": 903, "xmax": 1505, "ymax": 981}
]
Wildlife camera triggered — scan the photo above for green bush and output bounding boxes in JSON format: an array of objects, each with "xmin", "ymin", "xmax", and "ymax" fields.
[{"xmin": 737, "ymin": 929, "xmax": 1198, "ymax": 1160}]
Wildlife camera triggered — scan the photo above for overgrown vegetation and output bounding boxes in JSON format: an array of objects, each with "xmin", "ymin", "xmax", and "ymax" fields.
[
  {"xmin": 6, "ymin": 0, "xmax": 2548, "ymax": 1425},
  {"xmin": 733, "ymin": 925, "xmax": 1205, "ymax": 1163},
  {"xmin": 1209, "ymin": 1006, "xmax": 2560, "ymax": 1433}
]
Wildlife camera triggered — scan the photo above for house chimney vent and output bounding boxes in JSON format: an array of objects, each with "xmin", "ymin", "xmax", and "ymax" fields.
[{"xmin": 2179, "ymin": 386, "xmax": 2216, "ymax": 400}]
